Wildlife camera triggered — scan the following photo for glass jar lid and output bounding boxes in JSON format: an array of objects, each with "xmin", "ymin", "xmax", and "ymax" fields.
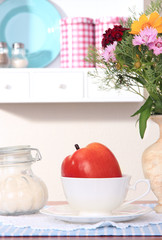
[
  {"xmin": 12, "ymin": 42, "xmax": 24, "ymax": 49},
  {"xmin": 0, "ymin": 145, "xmax": 42, "ymax": 165},
  {"xmin": 0, "ymin": 42, "xmax": 8, "ymax": 48}
]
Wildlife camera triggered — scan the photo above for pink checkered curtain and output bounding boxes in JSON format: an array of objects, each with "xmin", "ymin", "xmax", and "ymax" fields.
[{"xmin": 60, "ymin": 17, "xmax": 95, "ymax": 68}]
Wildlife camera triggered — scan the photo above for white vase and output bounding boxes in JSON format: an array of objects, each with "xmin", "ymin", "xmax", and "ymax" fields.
[{"xmin": 142, "ymin": 115, "xmax": 162, "ymax": 213}]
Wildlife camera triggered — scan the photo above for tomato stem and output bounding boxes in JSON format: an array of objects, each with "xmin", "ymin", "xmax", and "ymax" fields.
[{"xmin": 75, "ymin": 144, "xmax": 80, "ymax": 150}]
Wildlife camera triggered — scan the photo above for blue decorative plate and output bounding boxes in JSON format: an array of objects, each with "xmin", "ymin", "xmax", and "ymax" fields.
[{"xmin": 0, "ymin": 0, "xmax": 61, "ymax": 68}]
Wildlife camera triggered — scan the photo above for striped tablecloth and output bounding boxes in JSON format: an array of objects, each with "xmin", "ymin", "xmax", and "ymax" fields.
[{"xmin": 0, "ymin": 204, "xmax": 161, "ymax": 237}]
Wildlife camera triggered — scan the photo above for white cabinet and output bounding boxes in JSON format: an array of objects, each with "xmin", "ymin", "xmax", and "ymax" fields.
[
  {"xmin": 0, "ymin": 68, "xmax": 143, "ymax": 103},
  {"xmin": 30, "ymin": 71, "xmax": 84, "ymax": 102}
]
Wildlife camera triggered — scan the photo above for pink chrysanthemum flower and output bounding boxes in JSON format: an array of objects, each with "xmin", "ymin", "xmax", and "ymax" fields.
[
  {"xmin": 133, "ymin": 27, "xmax": 158, "ymax": 46},
  {"xmin": 149, "ymin": 37, "xmax": 162, "ymax": 55},
  {"xmin": 102, "ymin": 41, "xmax": 117, "ymax": 62}
]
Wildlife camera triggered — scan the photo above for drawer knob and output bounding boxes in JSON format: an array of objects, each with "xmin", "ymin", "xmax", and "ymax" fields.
[
  {"xmin": 5, "ymin": 84, "xmax": 12, "ymax": 90},
  {"xmin": 59, "ymin": 83, "xmax": 67, "ymax": 89}
]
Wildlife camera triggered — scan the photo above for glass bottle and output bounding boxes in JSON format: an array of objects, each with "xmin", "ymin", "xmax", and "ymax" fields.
[
  {"xmin": 0, "ymin": 145, "xmax": 48, "ymax": 215},
  {"xmin": 11, "ymin": 42, "xmax": 28, "ymax": 68},
  {"xmin": 0, "ymin": 42, "xmax": 10, "ymax": 68}
]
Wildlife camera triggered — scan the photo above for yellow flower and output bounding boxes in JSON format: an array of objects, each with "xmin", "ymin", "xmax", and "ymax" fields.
[
  {"xmin": 134, "ymin": 61, "xmax": 141, "ymax": 69},
  {"xmin": 116, "ymin": 63, "xmax": 121, "ymax": 70},
  {"xmin": 129, "ymin": 11, "xmax": 162, "ymax": 34}
]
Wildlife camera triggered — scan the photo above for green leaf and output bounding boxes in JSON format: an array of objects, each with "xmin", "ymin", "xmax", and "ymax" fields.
[
  {"xmin": 131, "ymin": 96, "xmax": 153, "ymax": 117},
  {"xmin": 139, "ymin": 105, "xmax": 152, "ymax": 139}
]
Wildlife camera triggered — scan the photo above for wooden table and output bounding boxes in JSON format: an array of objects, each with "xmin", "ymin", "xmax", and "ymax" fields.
[
  {"xmin": 0, "ymin": 201, "xmax": 161, "ymax": 240},
  {"xmin": 0, "ymin": 236, "xmax": 162, "ymax": 240}
]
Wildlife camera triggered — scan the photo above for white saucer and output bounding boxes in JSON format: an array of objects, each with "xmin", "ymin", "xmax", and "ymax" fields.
[{"xmin": 40, "ymin": 204, "xmax": 152, "ymax": 224}]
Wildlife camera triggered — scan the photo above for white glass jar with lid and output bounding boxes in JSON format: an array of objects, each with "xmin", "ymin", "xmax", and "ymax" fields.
[
  {"xmin": 0, "ymin": 42, "xmax": 10, "ymax": 68},
  {"xmin": 0, "ymin": 145, "xmax": 48, "ymax": 215},
  {"xmin": 11, "ymin": 42, "xmax": 28, "ymax": 68}
]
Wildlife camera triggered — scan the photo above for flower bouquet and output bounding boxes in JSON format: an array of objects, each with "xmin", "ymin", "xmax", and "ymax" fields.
[{"xmin": 86, "ymin": 0, "xmax": 162, "ymax": 138}]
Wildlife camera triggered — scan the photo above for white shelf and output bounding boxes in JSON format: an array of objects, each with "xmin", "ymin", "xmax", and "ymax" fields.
[{"xmin": 0, "ymin": 68, "xmax": 143, "ymax": 103}]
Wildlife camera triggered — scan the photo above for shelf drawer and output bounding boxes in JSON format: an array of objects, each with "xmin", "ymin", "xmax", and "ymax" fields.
[
  {"xmin": 87, "ymin": 76, "xmax": 143, "ymax": 102},
  {"xmin": 30, "ymin": 72, "xmax": 84, "ymax": 101},
  {"xmin": 0, "ymin": 72, "xmax": 29, "ymax": 101}
]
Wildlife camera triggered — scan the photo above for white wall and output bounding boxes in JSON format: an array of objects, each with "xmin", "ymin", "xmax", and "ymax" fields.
[
  {"xmin": 0, "ymin": 102, "xmax": 159, "ymax": 201},
  {"xmin": 0, "ymin": 0, "xmax": 158, "ymax": 202}
]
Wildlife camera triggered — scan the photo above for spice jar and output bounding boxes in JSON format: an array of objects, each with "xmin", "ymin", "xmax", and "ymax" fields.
[
  {"xmin": 0, "ymin": 42, "xmax": 10, "ymax": 68},
  {"xmin": 11, "ymin": 43, "xmax": 28, "ymax": 68},
  {"xmin": 0, "ymin": 145, "xmax": 48, "ymax": 215}
]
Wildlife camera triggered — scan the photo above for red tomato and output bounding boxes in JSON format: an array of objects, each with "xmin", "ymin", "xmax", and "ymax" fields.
[{"xmin": 61, "ymin": 142, "xmax": 122, "ymax": 178}]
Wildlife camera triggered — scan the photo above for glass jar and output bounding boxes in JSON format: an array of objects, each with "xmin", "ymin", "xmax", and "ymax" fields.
[
  {"xmin": 0, "ymin": 145, "xmax": 48, "ymax": 215},
  {"xmin": 0, "ymin": 42, "xmax": 10, "ymax": 68},
  {"xmin": 11, "ymin": 43, "xmax": 28, "ymax": 68}
]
